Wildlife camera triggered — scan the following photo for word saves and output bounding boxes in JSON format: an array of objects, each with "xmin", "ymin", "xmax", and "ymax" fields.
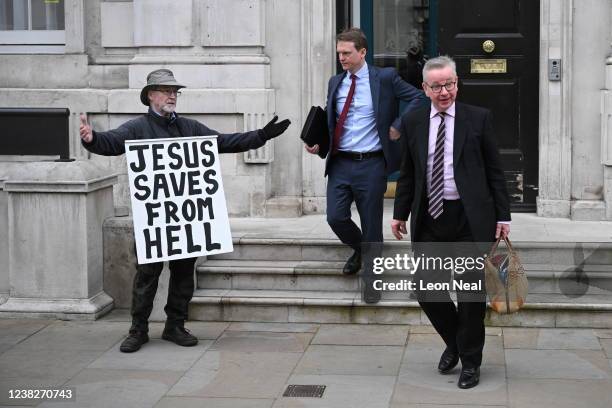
[{"xmin": 129, "ymin": 140, "xmax": 221, "ymax": 259}]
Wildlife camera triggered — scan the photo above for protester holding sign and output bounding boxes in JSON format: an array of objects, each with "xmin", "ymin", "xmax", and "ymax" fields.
[{"xmin": 80, "ymin": 69, "xmax": 290, "ymax": 353}]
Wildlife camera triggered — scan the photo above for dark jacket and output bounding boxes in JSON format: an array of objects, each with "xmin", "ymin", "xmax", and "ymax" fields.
[
  {"xmin": 323, "ymin": 65, "xmax": 428, "ymax": 175},
  {"xmin": 82, "ymin": 110, "xmax": 268, "ymax": 156},
  {"xmin": 393, "ymin": 102, "xmax": 511, "ymax": 242}
]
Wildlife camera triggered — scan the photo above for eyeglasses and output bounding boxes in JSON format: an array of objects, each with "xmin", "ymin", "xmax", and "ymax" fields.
[
  {"xmin": 154, "ymin": 88, "xmax": 181, "ymax": 96},
  {"xmin": 425, "ymin": 81, "xmax": 456, "ymax": 93}
]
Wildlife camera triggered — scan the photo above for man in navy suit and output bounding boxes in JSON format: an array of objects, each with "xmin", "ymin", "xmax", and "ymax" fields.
[{"xmin": 305, "ymin": 28, "xmax": 426, "ymax": 303}]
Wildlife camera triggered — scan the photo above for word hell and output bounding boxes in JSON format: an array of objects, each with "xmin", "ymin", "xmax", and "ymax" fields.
[{"xmin": 143, "ymin": 222, "xmax": 221, "ymax": 259}]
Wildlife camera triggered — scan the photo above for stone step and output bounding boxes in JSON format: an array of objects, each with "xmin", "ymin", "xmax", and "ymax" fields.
[
  {"xmin": 194, "ymin": 239, "xmax": 612, "ymax": 327},
  {"xmin": 189, "ymin": 289, "xmax": 612, "ymax": 328},
  {"xmin": 212, "ymin": 238, "xmax": 612, "ymax": 265},
  {"xmin": 197, "ymin": 259, "xmax": 612, "ymax": 296}
]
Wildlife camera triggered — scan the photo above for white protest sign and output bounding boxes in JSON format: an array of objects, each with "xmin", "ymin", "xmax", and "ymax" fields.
[{"xmin": 125, "ymin": 136, "xmax": 233, "ymax": 264}]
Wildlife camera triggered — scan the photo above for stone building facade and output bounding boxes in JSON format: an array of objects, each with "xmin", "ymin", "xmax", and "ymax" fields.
[{"xmin": 0, "ymin": 0, "xmax": 612, "ymax": 220}]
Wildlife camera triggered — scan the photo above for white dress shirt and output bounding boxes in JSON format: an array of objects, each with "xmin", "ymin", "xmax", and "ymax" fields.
[
  {"xmin": 335, "ymin": 63, "xmax": 382, "ymax": 153},
  {"xmin": 426, "ymin": 102, "xmax": 510, "ymax": 224},
  {"xmin": 426, "ymin": 103, "xmax": 460, "ymax": 200}
]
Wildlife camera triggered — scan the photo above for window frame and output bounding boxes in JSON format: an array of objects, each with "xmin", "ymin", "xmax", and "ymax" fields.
[{"xmin": 0, "ymin": 0, "xmax": 66, "ymax": 53}]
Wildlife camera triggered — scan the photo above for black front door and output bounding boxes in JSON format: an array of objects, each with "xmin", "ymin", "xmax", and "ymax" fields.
[{"xmin": 438, "ymin": 0, "xmax": 540, "ymax": 211}]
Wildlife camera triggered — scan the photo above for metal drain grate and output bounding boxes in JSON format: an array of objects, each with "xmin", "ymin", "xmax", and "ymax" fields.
[{"xmin": 283, "ymin": 384, "xmax": 326, "ymax": 398}]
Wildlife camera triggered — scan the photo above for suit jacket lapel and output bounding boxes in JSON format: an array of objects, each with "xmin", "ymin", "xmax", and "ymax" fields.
[
  {"xmin": 416, "ymin": 107, "xmax": 431, "ymax": 176},
  {"xmin": 453, "ymin": 103, "xmax": 467, "ymax": 170},
  {"xmin": 327, "ymin": 72, "xmax": 345, "ymax": 146},
  {"xmin": 368, "ymin": 65, "xmax": 380, "ymax": 119}
]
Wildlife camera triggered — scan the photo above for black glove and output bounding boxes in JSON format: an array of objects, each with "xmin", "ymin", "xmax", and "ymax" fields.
[{"xmin": 262, "ymin": 115, "xmax": 291, "ymax": 140}]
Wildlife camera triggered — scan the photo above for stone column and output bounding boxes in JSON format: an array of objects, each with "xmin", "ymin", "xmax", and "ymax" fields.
[
  {"xmin": 301, "ymin": 0, "xmax": 335, "ymax": 214},
  {"xmin": 0, "ymin": 177, "xmax": 8, "ymax": 303},
  {"xmin": 0, "ymin": 161, "xmax": 117, "ymax": 319},
  {"xmin": 537, "ymin": 0, "xmax": 573, "ymax": 218},
  {"xmin": 602, "ymin": 45, "xmax": 612, "ymax": 219}
]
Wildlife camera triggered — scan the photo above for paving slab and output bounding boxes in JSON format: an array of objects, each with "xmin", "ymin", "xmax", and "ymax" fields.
[
  {"xmin": 209, "ymin": 331, "xmax": 313, "ymax": 353},
  {"xmin": 594, "ymin": 329, "xmax": 612, "ymax": 338},
  {"xmin": 167, "ymin": 351, "xmax": 301, "ymax": 398},
  {"xmin": 311, "ymin": 324, "xmax": 409, "ymax": 346},
  {"xmin": 485, "ymin": 327, "xmax": 503, "ymax": 336},
  {"xmin": 390, "ymin": 405, "xmax": 506, "ymax": 408},
  {"xmin": 36, "ymin": 369, "xmax": 183, "ymax": 408},
  {"xmin": 508, "ymin": 378, "xmax": 612, "ymax": 408},
  {"xmin": 536, "ymin": 328, "xmax": 602, "ymax": 350},
  {"xmin": 14, "ymin": 321, "xmax": 126, "ymax": 352},
  {"xmin": 481, "ymin": 335, "xmax": 506, "ymax": 366},
  {"xmin": 154, "ymin": 397, "xmax": 274, "ymax": 408},
  {"xmin": 227, "ymin": 322, "xmax": 319, "ymax": 333},
  {"xmin": 88, "ymin": 340, "xmax": 213, "ymax": 371},
  {"xmin": 148, "ymin": 322, "xmax": 230, "ymax": 340},
  {"xmin": 98, "ymin": 308, "xmax": 131, "ymax": 322},
  {"xmin": 408, "ymin": 325, "xmax": 438, "ymax": 334},
  {"xmin": 402, "ymin": 333, "xmax": 505, "ymax": 367},
  {"xmin": 0, "ymin": 319, "xmax": 49, "ymax": 355},
  {"xmin": 505, "ymin": 349, "xmax": 610, "ymax": 380},
  {"xmin": 2, "ymin": 315, "xmax": 612, "ymax": 407},
  {"xmin": 272, "ymin": 374, "xmax": 396, "ymax": 408},
  {"xmin": 0, "ymin": 347, "xmax": 102, "ymax": 382},
  {"xmin": 295, "ymin": 345, "xmax": 404, "ymax": 376},
  {"xmin": 391, "ymin": 363, "xmax": 507, "ymax": 406},
  {"xmin": 600, "ymin": 338, "xmax": 612, "ymax": 358},
  {"xmin": 502, "ymin": 327, "xmax": 539, "ymax": 349},
  {"xmin": 402, "ymin": 333, "xmax": 447, "ymax": 366}
]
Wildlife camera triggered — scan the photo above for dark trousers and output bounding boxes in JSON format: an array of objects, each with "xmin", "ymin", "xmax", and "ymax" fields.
[
  {"xmin": 415, "ymin": 199, "xmax": 487, "ymax": 369},
  {"xmin": 130, "ymin": 257, "xmax": 197, "ymax": 332},
  {"xmin": 326, "ymin": 155, "xmax": 387, "ymax": 248},
  {"xmin": 326, "ymin": 155, "xmax": 387, "ymax": 283}
]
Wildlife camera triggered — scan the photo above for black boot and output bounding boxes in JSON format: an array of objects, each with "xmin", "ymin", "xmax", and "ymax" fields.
[
  {"xmin": 162, "ymin": 325, "xmax": 199, "ymax": 347},
  {"xmin": 119, "ymin": 330, "xmax": 149, "ymax": 353}
]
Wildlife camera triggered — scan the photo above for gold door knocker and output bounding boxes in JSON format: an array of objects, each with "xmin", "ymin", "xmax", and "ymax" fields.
[{"xmin": 482, "ymin": 40, "xmax": 495, "ymax": 54}]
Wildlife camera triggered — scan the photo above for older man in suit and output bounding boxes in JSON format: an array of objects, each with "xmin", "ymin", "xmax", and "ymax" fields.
[
  {"xmin": 391, "ymin": 55, "xmax": 511, "ymax": 388},
  {"xmin": 305, "ymin": 28, "xmax": 426, "ymax": 303}
]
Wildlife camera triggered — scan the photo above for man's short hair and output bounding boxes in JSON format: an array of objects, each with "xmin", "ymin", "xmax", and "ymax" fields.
[
  {"xmin": 336, "ymin": 28, "xmax": 368, "ymax": 51},
  {"xmin": 422, "ymin": 55, "xmax": 457, "ymax": 82}
]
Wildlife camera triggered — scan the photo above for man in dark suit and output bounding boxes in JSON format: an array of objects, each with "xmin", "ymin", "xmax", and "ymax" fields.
[
  {"xmin": 391, "ymin": 55, "xmax": 511, "ymax": 388},
  {"xmin": 305, "ymin": 28, "xmax": 426, "ymax": 303}
]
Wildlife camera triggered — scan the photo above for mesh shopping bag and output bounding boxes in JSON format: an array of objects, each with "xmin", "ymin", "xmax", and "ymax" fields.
[{"xmin": 484, "ymin": 236, "xmax": 528, "ymax": 314}]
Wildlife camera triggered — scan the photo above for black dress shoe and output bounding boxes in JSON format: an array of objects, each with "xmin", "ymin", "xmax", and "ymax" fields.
[
  {"xmin": 363, "ymin": 283, "xmax": 381, "ymax": 304},
  {"xmin": 343, "ymin": 250, "xmax": 362, "ymax": 275},
  {"xmin": 119, "ymin": 330, "xmax": 149, "ymax": 353},
  {"xmin": 437, "ymin": 348, "xmax": 459, "ymax": 374},
  {"xmin": 162, "ymin": 326, "xmax": 199, "ymax": 347},
  {"xmin": 458, "ymin": 366, "xmax": 480, "ymax": 389}
]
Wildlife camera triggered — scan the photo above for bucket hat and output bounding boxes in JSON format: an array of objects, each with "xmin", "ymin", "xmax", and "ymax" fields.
[{"xmin": 140, "ymin": 69, "xmax": 186, "ymax": 106}]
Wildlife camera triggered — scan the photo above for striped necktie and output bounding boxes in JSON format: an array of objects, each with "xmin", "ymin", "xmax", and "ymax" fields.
[{"xmin": 429, "ymin": 111, "xmax": 446, "ymax": 219}]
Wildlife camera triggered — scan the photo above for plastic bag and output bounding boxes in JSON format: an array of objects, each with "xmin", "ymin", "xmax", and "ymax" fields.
[{"xmin": 484, "ymin": 236, "xmax": 528, "ymax": 314}]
